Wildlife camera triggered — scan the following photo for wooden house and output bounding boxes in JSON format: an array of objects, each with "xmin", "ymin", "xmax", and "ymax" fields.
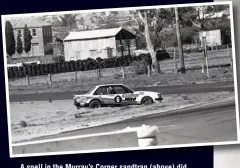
[{"xmin": 63, "ymin": 27, "xmax": 138, "ymax": 61}]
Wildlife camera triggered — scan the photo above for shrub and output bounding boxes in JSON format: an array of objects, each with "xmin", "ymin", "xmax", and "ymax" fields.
[
  {"xmin": 130, "ymin": 61, "xmax": 146, "ymax": 75},
  {"xmin": 156, "ymin": 49, "xmax": 170, "ymax": 61},
  {"xmin": 140, "ymin": 54, "xmax": 152, "ymax": 66},
  {"xmin": 20, "ymin": 120, "xmax": 28, "ymax": 127}
]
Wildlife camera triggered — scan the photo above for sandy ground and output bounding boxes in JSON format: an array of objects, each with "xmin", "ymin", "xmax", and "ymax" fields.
[{"xmin": 10, "ymin": 91, "xmax": 235, "ymax": 143}]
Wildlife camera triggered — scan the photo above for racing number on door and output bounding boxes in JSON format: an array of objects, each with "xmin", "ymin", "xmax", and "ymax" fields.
[{"xmin": 114, "ymin": 96, "xmax": 122, "ymax": 103}]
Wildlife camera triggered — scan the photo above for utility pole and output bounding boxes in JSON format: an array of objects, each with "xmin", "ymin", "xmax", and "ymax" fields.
[{"xmin": 175, "ymin": 7, "xmax": 185, "ymax": 73}]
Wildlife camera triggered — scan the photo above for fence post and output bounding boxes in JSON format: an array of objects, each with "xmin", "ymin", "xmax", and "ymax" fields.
[
  {"xmin": 48, "ymin": 74, "xmax": 52, "ymax": 85},
  {"xmin": 215, "ymin": 44, "xmax": 218, "ymax": 56},
  {"xmin": 96, "ymin": 69, "xmax": 101, "ymax": 80},
  {"xmin": 173, "ymin": 48, "xmax": 177, "ymax": 73},
  {"xmin": 147, "ymin": 65, "xmax": 151, "ymax": 77},
  {"xmin": 75, "ymin": 71, "xmax": 78, "ymax": 83},
  {"xmin": 121, "ymin": 67, "xmax": 125, "ymax": 79},
  {"xmin": 26, "ymin": 75, "xmax": 30, "ymax": 85},
  {"xmin": 227, "ymin": 44, "xmax": 230, "ymax": 56}
]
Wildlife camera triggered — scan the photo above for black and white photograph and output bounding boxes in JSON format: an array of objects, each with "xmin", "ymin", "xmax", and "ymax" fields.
[{"xmin": 1, "ymin": 1, "xmax": 239, "ymax": 157}]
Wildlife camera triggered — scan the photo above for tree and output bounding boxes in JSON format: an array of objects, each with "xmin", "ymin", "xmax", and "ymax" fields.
[
  {"xmin": 23, "ymin": 24, "xmax": 32, "ymax": 57},
  {"xmin": 16, "ymin": 33, "xmax": 23, "ymax": 55},
  {"xmin": 59, "ymin": 14, "xmax": 77, "ymax": 28},
  {"xmin": 5, "ymin": 21, "xmax": 16, "ymax": 57},
  {"xmin": 96, "ymin": 22, "xmax": 120, "ymax": 29},
  {"xmin": 131, "ymin": 8, "xmax": 174, "ymax": 74},
  {"xmin": 175, "ymin": 7, "xmax": 185, "ymax": 73},
  {"xmin": 179, "ymin": 5, "xmax": 229, "ymax": 30}
]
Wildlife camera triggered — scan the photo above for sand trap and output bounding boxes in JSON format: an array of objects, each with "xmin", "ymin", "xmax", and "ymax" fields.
[{"xmin": 10, "ymin": 91, "xmax": 235, "ymax": 143}]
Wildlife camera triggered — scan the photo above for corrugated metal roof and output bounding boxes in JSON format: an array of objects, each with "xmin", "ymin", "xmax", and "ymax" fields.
[
  {"xmin": 14, "ymin": 17, "xmax": 52, "ymax": 29},
  {"xmin": 64, "ymin": 27, "xmax": 123, "ymax": 41}
]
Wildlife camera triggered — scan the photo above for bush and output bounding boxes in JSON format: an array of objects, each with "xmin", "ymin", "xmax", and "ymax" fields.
[
  {"xmin": 156, "ymin": 49, "xmax": 170, "ymax": 61},
  {"xmin": 130, "ymin": 61, "xmax": 146, "ymax": 75},
  {"xmin": 20, "ymin": 120, "xmax": 28, "ymax": 127}
]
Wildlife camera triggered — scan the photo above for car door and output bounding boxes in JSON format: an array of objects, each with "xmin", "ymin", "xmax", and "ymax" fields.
[
  {"xmin": 92, "ymin": 86, "xmax": 116, "ymax": 105},
  {"xmin": 111, "ymin": 85, "xmax": 137, "ymax": 105}
]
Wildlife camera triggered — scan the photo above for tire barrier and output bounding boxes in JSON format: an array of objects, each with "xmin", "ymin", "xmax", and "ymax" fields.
[
  {"xmin": 7, "ymin": 54, "xmax": 152, "ymax": 79},
  {"xmin": 118, "ymin": 124, "xmax": 159, "ymax": 147}
]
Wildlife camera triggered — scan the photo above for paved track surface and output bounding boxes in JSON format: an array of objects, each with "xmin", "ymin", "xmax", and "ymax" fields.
[
  {"xmin": 24, "ymin": 99, "xmax": 238, "ymax": 146},
  {"xmin": 9, "ymin": 81, "xmax": 234, "ymax": 102}
]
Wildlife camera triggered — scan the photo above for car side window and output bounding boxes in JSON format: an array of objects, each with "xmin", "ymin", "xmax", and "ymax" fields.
[
  {"xmin": 113, "ymin": 86, "xmax": 131, "ymax": 94},
  {"xmin": 93, "ymin": 87, "xmax": 107, "ymax": 95}
]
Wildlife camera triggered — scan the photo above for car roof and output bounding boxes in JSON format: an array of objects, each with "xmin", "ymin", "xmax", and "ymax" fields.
[{"xmin": 95, "ymin": 84, "xmax": 125, "ymax": 87}]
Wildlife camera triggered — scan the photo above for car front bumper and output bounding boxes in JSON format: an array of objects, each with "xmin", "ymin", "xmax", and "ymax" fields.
[
  {"xmin": 74, "ymin": 99, "xmax": 87, "ymax": 109},
  {"xmin": 155, "ymin": 96, "xmax": 163, "ymax": 102}
]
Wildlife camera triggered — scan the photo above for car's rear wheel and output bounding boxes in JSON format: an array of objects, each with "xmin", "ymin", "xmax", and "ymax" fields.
[
  {"xmin": 89, "ymin": 100, "xmax": 102, "ymax": 108},
  {"xmin": 141, "ymin": 96, "xmax": 153, "ymax": 105}
]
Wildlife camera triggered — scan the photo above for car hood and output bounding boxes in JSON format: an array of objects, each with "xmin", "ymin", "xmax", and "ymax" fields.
[
  {"xmin": 73, "ymin": 94, "xmax": 87, "ymax": 99},
  {"xmin": 133, "ymin": 91, "xmax": 159, "ymax": 95}
]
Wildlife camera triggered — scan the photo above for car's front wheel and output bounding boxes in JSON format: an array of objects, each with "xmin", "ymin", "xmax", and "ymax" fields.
[
  {"xmin": 89, "ymin": 100, "xmax": 102, "ymax": 108},
  {"xmin": 141, "ymin": 96, "xmax": 153, "ymax": 105}
]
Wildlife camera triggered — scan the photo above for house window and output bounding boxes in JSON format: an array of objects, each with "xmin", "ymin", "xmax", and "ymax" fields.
[
  {"xmin": 32, "ymin": 29, "xmax": 37, "ymax": 37},
  {"xmin": 32, "ymin": 43, "xmax": 39, "ymax": 46},
  {"xmin": 17, "ymin": 30, "xmax": 22, "ymax": 37}
]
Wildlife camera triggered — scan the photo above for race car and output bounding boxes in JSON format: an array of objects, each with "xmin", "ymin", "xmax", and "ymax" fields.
[{"xmin": 73, "ymin": 84, "xmax": 163, "ymax": 109}]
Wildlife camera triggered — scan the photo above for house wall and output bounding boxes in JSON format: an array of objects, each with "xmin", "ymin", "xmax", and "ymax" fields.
[
  {"xmin": 13, "ymin": 27, "xmax": 45, "ymax": 57},
  {"xmin": 64, "ymin": 37, "xmax": 117, "ymax": 61}
]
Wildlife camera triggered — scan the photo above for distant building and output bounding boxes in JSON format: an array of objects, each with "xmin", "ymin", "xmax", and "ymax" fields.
[
  {"xmin": 199, "ymin": 29, "xmax": 222, "ymax": 46},
  {"xmin": 12, "ymin": 17, "xmax": 53, "ymax": 57},
  {"xmin": 63, "ymin": 27, "xmax": 138, "ymax": 61}
]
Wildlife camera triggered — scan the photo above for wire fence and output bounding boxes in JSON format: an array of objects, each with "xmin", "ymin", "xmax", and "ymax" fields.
[{"xmin": 8, "ymin": 45, "xmax": 233, "ymax": 87}]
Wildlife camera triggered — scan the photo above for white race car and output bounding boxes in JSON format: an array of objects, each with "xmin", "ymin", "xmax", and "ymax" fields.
[{"xmin": 73, "ymin": 84, "xmax": 163, "ymax": 109}]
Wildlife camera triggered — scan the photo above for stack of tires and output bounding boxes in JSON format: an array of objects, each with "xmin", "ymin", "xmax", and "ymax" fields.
[
  {"xmin": 78, "ymin": 60, "xmax": 84, "ymax": 71},
  {"xmin": 44, "ymin": 64, "xmax": 49, "ymax": 74},
  {"xmin": 57, "ymin": 63, "xmax": 62, "ymax": 73},
  {"xmin": 36, "ymin": 64, "xmax": 41, "ymax": 76},
  {"xmin": 8, "ymin": 67, "xmax": 14, "ymax": 78},
  {"xmin": 13, "ymin": 67, "xmax": 19, "ymax": 78},
  {"xmin": 70, "ymin": 61, "xmax": 75, "ymax": 72},
  {"xmin": 62, "ymin": 62, "xmax": 67, "ymax": 72},
  {"xmin": 119, "ymin": 124, "xmax": 158, "ymax": 147},
  {"xmin": 27, "ymin": 65, "xmax": 32, "ymax": 77},
  {"xmin": 74, "ymin": 61, "xmax": 79, "ymax": 71},
  {"xmin": 40, "ymin": 64, "xmax": 45, "ymax": 75},
  {"xmin": 32, "ymin": 65, "xmax": 36, "ymax": 76},
  {"xmin": 48, "ymin": 63, "xmax": 53, "ymax": 74},
  {"xmin": 23, "ymin": 66, "xmax": 27, "ymax": 77},
  {"xmin": 53, "ymin": 63, "xmax": 58, "ymax": 74},
  {"xmin": 19, "ymin": 66, "xmax": 24, "ymax": 77}
]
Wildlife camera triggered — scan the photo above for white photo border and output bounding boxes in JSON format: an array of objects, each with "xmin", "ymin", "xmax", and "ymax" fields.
[{"xmin": 1, "ymin": 1, "xmax": 239, "ymax": 158}]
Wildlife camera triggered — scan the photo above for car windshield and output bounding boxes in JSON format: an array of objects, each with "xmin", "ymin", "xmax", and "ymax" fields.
[
  {"xmin": 123, "ymin": 85, "xmax": 134, "ymax": 93},
  {"xmin": 86, "ymin": 86, "xmax": 97, "ymax": 94}
]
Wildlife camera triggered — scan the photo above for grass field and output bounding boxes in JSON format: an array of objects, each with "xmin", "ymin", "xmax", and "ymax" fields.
[{"xmin": 9, "ymin": 66, "xmax": 234, "ymax": 95}]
